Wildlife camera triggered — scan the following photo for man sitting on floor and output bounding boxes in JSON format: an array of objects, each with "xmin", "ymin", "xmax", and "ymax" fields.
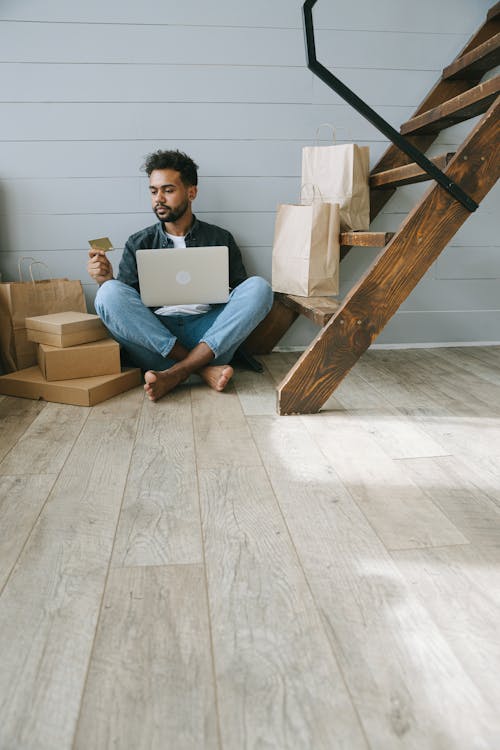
[{"xmin": 87, "ymin": 149, "xmax": 273, "ymax": 402}]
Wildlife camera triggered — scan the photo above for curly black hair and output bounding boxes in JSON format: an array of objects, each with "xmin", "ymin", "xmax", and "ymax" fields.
[{"xmin": 141, "ymin": 149, "xmax": 199, "ymax": 186}]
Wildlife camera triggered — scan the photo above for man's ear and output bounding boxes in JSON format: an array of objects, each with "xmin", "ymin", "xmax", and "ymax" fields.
[{"xmin": 188, "ymin": 185, "xmax": 198, "ymax": 202}]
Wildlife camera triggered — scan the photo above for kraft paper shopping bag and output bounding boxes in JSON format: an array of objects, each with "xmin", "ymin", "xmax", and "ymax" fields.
[
  {"xmin": 302, "ymin": 126, "xmax": 370, "ymax": 231},
  {"xmin": 272, "ymin": 194, "xmax": 340, "ymax": 297}
]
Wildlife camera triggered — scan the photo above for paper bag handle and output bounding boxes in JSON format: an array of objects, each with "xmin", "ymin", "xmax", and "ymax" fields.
[
  {"xmin": 28, "ymin": 261, "xmax": 50, "ymax": 282},
  {"xmin": 300, "ymin": 183, "xmax": 324, "ymax": 204},
  {"xmin": 314, "ymin": 123, "xmax": 353, "ymax": 145},
  {"xmin": 315, "ymin": 123, "xmax": 336, "ymax": 145},
  {"xmin": 17, "ymin": 257, "xmax": 50, "ymax": 283},
  {"xmin": 18, "ymin": 256, "xmax": 37, "ymax": 281}
]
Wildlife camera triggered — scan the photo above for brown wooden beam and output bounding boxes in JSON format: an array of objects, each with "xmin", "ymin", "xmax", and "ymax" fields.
[
  {"xmin": 443, "ymin": 32, "xmax": 500, "ymax": 80},
  {"xmin": 277, "ymin": 98, "xmax": 500, "ymax": 414},
  {"xmin": 401, "ymin": 77, "xmax": 500, "ymax": 135},
  {"xmin": 275, "ymin": 293, "xmax": 340, "ymax": 327},
  {"xmin": 370, "ymin": 153, "xmax": 454, "ymax": 189},
  {"xmin": 340, "ymin": 231, "xmax": 394, "ymax": 247}
]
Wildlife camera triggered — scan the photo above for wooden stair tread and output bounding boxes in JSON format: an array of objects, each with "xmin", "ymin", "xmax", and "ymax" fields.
[
  {"xmin": 370, "ymin": 153, "xmax": 455, "ymax": 189},
  {"xmin": 340, "ymin": 231, "xmax": 394, "ymax": 247},
  {"xmin": 443, "ymin": 32, "xmax": 500, "ymax": 80},
  {"xmin": 401, "ymin": 76, "xmax": 500, "ymax": 135},
  {"xmin": 275, "ymin": 293, "xmax": 341, "ymax": 327}
]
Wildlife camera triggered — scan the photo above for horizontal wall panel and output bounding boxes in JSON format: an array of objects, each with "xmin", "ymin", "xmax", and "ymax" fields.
[
  {"xmin": 0, "ymin": 176, "xmax": 301, "ymax": 216},
  {"xmin": 400, "ymin": 277, "xmax": 500, "ymax": 312},
  {"xmin": 277, "ymin": 315, "xmax": 319, "ymax": 350},
  {"xmin": 0, "ymin": 1, "xmax": 304, "ymax": 28},
  {"xmin": 312, "ymin": 69, "xmax": 438, "ymax": 108},
  {"xmin": 0, "ymin": 212, "xmax": 277, "ymax": 254},
  {"xmin": 0, "ymin": 0, "xmax": 489, "ymax": 34},
  {"xmin": 0, "ymin": 22, "xmax": 470, "ymax": 71},
  {"xmin": 5, "ymin": 62, "xmax": 462, "ymax": 110},
  {"xmin": 316, "ymin": 29, "xmax": 465, "ymax": 72},
  {"xmin": 377, "ymin": 310, "xmax": 500, "ymax": 345},
  {"xmin": 0, "ymin": 23, "xmax": 303, "ymax": 66},
  {"xmin": 240, "ymin": 246, "xmax": 273, "ymax": 281},
  {"xmin": 0, "ymin": 103, "xmax": 414, "ymax": 141},
  {"xmin": 0, "ymin": 139, "xmax": 390, "ymax": 179},
  {"xmin": 436, "ymin": 246, "xmax": 500, "ymax": 280},
  {"xmin": 0, "ymin": 63, "xmax": 312, "ymax": 105},
  {"xmin": 314, "ymin": 0, "xmax": 490, "ymax": 35},
  {"xmin": 376, "ymin": 183, "xmax": 428, "ymax": 214}
]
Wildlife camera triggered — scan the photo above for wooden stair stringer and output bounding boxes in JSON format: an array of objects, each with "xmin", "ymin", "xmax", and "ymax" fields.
[{"xmin": 277, "ymin": 97, "xmax": 500, "ymax": 415}]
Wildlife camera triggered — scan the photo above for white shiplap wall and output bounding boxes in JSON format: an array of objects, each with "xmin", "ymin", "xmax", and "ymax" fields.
[{"xmin": 0, "ymin": 0, "xmax": 497, "ymax": 346}]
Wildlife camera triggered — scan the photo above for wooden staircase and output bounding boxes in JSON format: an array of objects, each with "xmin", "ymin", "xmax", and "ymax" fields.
[{"xmin": 246, "ymin": 1, "xmax": 500, "ymax": 415}]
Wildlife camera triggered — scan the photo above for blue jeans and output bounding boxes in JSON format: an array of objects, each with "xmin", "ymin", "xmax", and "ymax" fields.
[{"xmin": 94, "ymin": 276, "xmax": 273, "ymax": 371}]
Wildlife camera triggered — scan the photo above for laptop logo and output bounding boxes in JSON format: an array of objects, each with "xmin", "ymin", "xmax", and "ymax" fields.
[{"xmin": 176, "ymin": 270, "xmax": 191, "ymax": 285}]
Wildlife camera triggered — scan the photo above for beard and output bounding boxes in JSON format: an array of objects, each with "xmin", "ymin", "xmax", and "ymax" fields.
[{"xmin": 154, "ymin": 197, "xmax": 189, "ymax": 223}]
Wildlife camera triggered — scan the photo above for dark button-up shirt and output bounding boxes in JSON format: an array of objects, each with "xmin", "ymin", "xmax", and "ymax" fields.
[{"xmin": 116, "ymin": 215, "xmax": 248, "ymax": 292}]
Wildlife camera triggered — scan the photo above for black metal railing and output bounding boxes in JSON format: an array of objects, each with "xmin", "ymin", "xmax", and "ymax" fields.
[{"xmin": 303, "ymin": 0, "xmax": 478, "ymax": 212}]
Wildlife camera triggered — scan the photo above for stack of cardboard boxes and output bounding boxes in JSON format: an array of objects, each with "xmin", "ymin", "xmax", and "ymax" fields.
[{"xmin": 0, "ymin": 311, "xmax": 141, "ymax": 406}]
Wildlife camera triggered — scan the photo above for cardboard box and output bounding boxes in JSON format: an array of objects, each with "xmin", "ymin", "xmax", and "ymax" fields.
[
  {"xmin": 25, "ymin": 311, "xmax": 108, "ymax": 347},
  {"xmin": 37, "ymin": 338, "xmax": 121, "ymax": 381},
  {"xmin": 0, "ymin": 366, "xmax": 142, "ymax": 407}
]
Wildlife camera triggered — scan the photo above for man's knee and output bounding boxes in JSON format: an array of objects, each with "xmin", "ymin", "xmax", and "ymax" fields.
[
  {"xmin": 94, "ymin": 279, "xmax": 126, "ymax": 316},
  {"xmin": 241, "ymin": 276, "xmax": 273, "ymax": 313}
]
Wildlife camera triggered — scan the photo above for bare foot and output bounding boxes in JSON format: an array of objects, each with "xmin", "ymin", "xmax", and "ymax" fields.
[
  {"xmin": 200, "ymin": 364, "xmax": 234, "ymax": 392},
  {"xmin": 144, "ymin": 369, "xmax": 185, "ymax": 401}
]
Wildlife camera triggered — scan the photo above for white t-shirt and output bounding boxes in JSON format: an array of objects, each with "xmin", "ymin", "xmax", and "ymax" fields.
[{"xmin": 154, "ymin": 233, "xmax": 211, "ymax": 316}]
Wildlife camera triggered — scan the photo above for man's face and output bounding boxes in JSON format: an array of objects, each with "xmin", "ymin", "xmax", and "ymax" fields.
[{"xmin": 149, "ymin": 169, "xmax": 197, "ymax": 223}]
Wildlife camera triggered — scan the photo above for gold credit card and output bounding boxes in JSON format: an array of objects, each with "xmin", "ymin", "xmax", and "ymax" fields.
[{"xmin": 88, "ymin": 237, "xmax": 113, "ymax": 252}]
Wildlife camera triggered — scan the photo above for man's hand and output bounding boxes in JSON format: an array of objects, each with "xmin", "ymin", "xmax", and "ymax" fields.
[{"xmin": 87, "ymin": 249, "xmax": 114, "ymax": 285}]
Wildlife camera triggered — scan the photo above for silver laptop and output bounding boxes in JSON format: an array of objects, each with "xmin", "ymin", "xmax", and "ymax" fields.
[{"xmin": 136, "ymin": 246, "xmax": 229, "ymax": 306}]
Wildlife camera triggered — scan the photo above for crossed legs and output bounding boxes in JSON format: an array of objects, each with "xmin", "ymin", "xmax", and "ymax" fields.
[{"xmin": 94, "ymin": 276, "xmax": 273, "ymax": 401}]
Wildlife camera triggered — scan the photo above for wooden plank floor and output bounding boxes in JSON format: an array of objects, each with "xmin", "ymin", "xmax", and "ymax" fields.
[{"xmin": 1, "ymin": 346, "xmax": 500, "ymax": 749}]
